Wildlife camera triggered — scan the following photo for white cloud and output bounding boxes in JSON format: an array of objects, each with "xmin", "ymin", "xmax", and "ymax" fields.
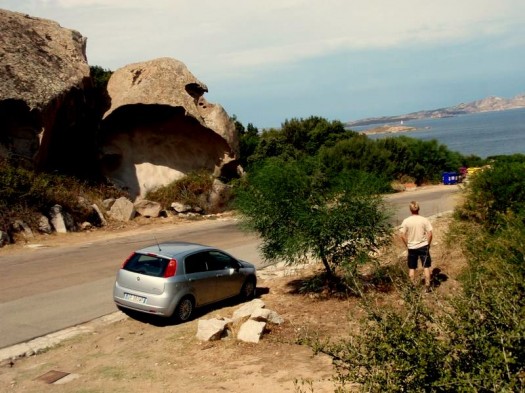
[
  {"xmin": 2, "ymin": 0, "xmax": 524, "ymax": 77},
  {"xmin": 1, "ymin": 0, "xmax": 524, "ymax": 126}
]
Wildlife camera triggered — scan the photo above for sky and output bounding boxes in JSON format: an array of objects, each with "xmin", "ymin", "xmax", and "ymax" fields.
[{"xmin": 1, "ymin": 0, "xmax": 525, "ymax": 129}]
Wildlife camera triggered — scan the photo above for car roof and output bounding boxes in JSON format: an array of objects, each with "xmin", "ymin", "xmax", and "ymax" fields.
[{"xmin": 135, "ymin": 241, "xmax": 214, "ymax": 259}]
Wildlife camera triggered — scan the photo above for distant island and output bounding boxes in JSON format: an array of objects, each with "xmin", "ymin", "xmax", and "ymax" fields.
[{"xmin": 347, "ymin": 94, "xmax": 525, "ymax": 132}]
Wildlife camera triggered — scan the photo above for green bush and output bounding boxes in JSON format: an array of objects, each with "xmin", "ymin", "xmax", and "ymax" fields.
[
  {"xmin": 145, "ymin": 171, "xmax": 216, "ymax": 212},
  {"xmin": 443, "ymin": 216, "xmax": 525, "ymax": 391},
  {"xmin": 456, "ymin": 157, "xmax": 525, "ymax": 229},
  {"xmin": 321, "ymin": 288, "xmax": 447, "ymax": 392},
  {"xmin": 0, "ymin": 159, "xmax": 123, "ymax": 234},
  {"xmin": 306, "ymin": 162, "xmax": 525, "ymax": 392}
]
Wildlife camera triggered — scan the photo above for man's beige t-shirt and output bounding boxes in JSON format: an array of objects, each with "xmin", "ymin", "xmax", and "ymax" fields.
[{"xmin": 400, "ymin": 215, "xmax": 432, "ymax": 249}]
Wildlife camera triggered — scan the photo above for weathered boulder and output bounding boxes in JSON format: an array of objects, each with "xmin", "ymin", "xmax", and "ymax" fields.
[
  {"xmin": 37, "ymin": 215, "xmax": 53, "ymax": 234},
  {"xmin": 134, "ymin": 200, "xmax": 162, "ymax": 218},
  {"xmin": 208, "ymin": 179, "xmax": 232, "ymax": 212},
  {"xmin": 99, "ymin": 57, "xmax": 241, "ymax": 199},
  {"xmin": 0, "ymin": 230, "xmax": 10, "ymax": 247},
  {"xmin": 12, "ymin": 220, "xmax": 34, "ymax": 240},
  {"xmin": 108, "ymin": 197, "xmax": 136, "ymax": 221},
  {"xmin": 49, "ymin": 205, "xmax": 67, "ymax": 234},
  {"xmin": 237, "ymin": 320, "xmax": 267, "ymax": 343},
  {"xmin": 232, "ymin": 299, "xmax": 266, "ymax": 321},
  {"xmin": 0, "ymin": 9, "xmax": 93, "ymax": 171},
  {"xmin": 171, "ymin": 202, "xmax": 192, "ymax": 213},
  {"xmin": 80, "ymin": 222, "xmax": 93, "ymax": 230},
  {"xmin": 196, "ymin": 318, "xmax": 233, "ymax": 341},
  {"xmin": 250, "ymin": 308, "xmax": 285, "ymax": 325}
]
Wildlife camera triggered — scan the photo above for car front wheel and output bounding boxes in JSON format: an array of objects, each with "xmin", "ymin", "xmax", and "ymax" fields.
[{"xmin": 173, "ymin": 296, "xmax": 194, "ymax": 322}]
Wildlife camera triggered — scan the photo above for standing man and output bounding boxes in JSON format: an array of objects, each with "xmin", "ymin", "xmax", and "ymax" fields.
[{"xmin": 399, "ymin": 201, "xmax": 433, "ymax": 291}]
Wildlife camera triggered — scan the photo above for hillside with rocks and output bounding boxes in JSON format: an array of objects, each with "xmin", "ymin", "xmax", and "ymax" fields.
[{"xmin": 347, "ymin": 94, "xmax": 525, "ymax": 127}]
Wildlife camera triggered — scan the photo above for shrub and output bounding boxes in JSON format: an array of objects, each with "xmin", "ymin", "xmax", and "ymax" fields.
[
  {"xmin": 320, "ymin": 287, "xmax": 447, "ymax": 392},
  {"xmin": 456, "ymin": 158, "xmax": 525, "ymax": 229},
  {"xmin": 312, "ymin": 216, "xmax": 525, "ymax": 391},
  {"xmin": 0, "ymin": 159, "xmax": 124, "ymax": 235},
  {"xmin": 145, "ymin": 171, "xmax": 216, "ymax": 212}
]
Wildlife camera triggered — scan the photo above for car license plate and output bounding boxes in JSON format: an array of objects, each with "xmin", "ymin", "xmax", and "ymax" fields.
[{"xmin": 124, "ymin": 293, "xmax": 147, "ymax": 304}]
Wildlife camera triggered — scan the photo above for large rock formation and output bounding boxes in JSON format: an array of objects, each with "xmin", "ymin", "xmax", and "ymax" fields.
[
  {"xmin": 0, "ymin": 9, "xmax": 94, "ymax": 171},
  {"xmin": 100, "ymin": 58, "xmax": 240, "ymax": 199},
  {"xmin": 0, "ymin": 9, "xmax": 241, "ymax": 201}
]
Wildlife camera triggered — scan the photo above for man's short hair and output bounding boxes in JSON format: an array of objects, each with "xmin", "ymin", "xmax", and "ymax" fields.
[{"xmin": 409, "ymin": 201, "xmax": 419, "ymax": 213}]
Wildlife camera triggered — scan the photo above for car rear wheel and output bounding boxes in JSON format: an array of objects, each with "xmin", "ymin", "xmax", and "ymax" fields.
[
  {"xmin": 240, "ymin": 278, "xmax": 256, "ymax": 300},
  {"xmin": 174, "ymin": 296, "xmax": 194, "ymax": 322}
]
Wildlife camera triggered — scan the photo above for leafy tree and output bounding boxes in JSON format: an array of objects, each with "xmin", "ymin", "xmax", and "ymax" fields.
[
  {"xmin": 280, "ymin": 116, "xmax": 354, "ymax": 155},
  {"xmin": 318, "ymin": 135, "xmax": 393, "ymax": 189},
  {"xmin": 247, "ymin": 116, "xmax": 356, "ymax": 166},
  {"xmin": 234, "ymin": 156, "xmax": 392, "ymax": 280},
  {"xmin": 89, "ymin": 65, "xmax": 112, "ymax": 89},
  {"xmin": 88, "ymin": 65, "xmax": 113, "ymax": 119},
  {"xmin": 232, "ymin": 115, "xmax": 260, "ymax": 169},
  {"xmin": 247, "ymin": 128, "xmax": 299, "ymax": 164},
  {"xmin": 457, "ymin": 156, "xmax": 525, "ymax": 228}
]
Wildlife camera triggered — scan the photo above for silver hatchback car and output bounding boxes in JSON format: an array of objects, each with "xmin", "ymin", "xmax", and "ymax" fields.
[{"xmin": 113, "ymin": 242, "xmax": 257, "ymax": 322}]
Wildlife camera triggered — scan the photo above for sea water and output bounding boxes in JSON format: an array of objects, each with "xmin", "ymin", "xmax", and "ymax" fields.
[{"xmin": 354, "ymin": 108, "xmax": 525, "ymax": 158}]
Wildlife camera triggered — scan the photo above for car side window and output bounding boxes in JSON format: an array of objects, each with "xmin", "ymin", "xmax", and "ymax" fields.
[
  {"xmin": 207, "ymin": 251, "xmax": 238, "ymax": 271},
  {"xmin": 184, "ymin": 252, "xmax": 208, "ymax": 274}
]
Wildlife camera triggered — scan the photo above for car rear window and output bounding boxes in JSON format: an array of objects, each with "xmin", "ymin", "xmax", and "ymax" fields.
[{"xmin": 123, "ymin": 253, "xmax": 170, "ymax": 277}]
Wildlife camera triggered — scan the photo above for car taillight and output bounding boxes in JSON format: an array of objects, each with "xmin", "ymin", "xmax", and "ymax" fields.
[
  {"xmin": 164, "ymin": 259, "xmax": 177, "ymax": 277},
  {"xmin": 121, "ymin": 252, "xmax": 135, "ymax": 269}
]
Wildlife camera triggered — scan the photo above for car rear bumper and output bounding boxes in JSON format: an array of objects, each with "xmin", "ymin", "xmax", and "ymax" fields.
[{"xmin": 113, "ymin": 283, "xmax": 173, "ymax": 316}]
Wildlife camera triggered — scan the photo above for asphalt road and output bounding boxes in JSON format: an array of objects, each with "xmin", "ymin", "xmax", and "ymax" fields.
[
  {"xmin": 385, "ymin": 184, "xmax": 462, "ymax": 225},
  {"xmin": 0, "ymin": 184, "xmax": 460, "ymax": 349}
]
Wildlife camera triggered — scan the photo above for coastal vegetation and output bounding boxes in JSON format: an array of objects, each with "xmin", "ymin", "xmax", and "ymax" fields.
[
  {"xmin": 235, "ymin": 116, "xmax": 481, "ymax": 186},
  {"xmin": 307, "ymin": 157, "xmax": 525, "ymax": 392},
  {"xmin": 233, "ymin": 117, "xmax": 525, "ymax": 391}
]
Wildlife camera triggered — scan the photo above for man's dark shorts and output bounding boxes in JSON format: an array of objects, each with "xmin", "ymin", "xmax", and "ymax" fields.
[{"xmin": 407, "ymin": 245, "xmax": 431, "ymax": 269}]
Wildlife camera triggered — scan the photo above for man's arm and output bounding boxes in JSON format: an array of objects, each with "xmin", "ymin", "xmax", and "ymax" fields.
[
  {"xmin": 427, "ymin": 230, "xmax": 433, "ymax": 247},
  {"xmin": 399, "ymin": 227, "xmax": 408, "ymax": 247}
]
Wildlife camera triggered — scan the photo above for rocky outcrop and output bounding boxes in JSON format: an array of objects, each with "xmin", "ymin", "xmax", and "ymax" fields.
[
  {"xmin": 100, "ymin": 58, "xmax": 241, "ymax": 199},
  {"xmin": 361, "ymin": 125, "xmax": 416, "ymax": 136},
  {"xmin": 0, "ymin": 9, "xmax": 94, "ymax": 171},
  {"xmin": 0, "ymin": 10, "xmax": 241, "ymax": 239}
]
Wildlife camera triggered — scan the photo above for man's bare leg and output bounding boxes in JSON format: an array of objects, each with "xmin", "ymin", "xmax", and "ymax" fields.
[
  {"xmin": 409, "ymin": 268, "xmax": 416, "ymax": 285},
  {"xmin": 424, "ymin": 267, "xmax": 431, "ymax": 291}
]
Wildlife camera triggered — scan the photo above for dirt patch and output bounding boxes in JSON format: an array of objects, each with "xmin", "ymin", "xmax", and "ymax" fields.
[{"xmin": 0, "ymin": 214, "xmax": 463, "ymax": 392}]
